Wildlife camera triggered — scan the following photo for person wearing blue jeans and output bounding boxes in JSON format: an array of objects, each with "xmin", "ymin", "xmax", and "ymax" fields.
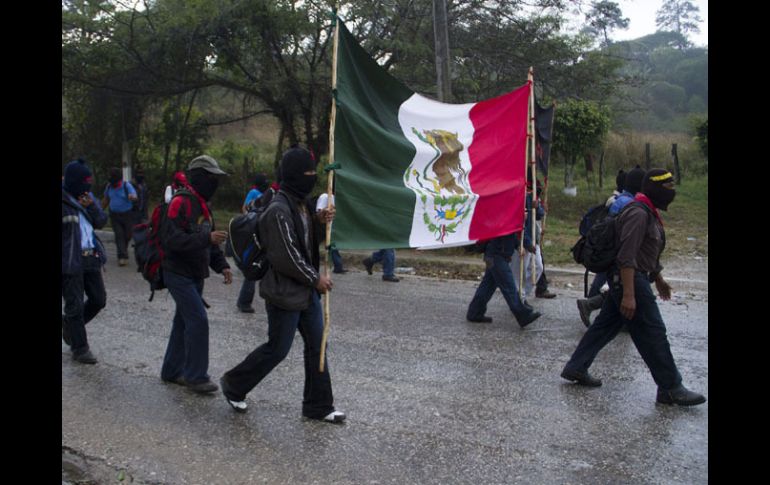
[
  {"xmin": 466, "ymin": 233, "xmax": 541, "ymax": 328},
  {"xmin": 363, "ymin": 249, "xmax": 399, "ymax": 282}
]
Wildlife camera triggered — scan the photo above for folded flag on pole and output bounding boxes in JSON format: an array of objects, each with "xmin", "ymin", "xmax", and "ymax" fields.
[
  {"xmin": 332, "ymin": 19, "xmax": 530, "ymax": 250},
  {"xmin": 535, "ymin": 101, "xmax": 555, "ymax": 178}
]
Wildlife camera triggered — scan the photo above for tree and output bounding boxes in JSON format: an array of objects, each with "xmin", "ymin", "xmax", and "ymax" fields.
[
  {"xmin": 583, "ymin": 1, "xmax": 629, "ymax": 47},
  {"xmin": 655, "ymin": 0, "xmax": 703, "ymax": 50},
  {"xmin": 552, "ymin": 99, "xmax": 610, "ymax": 188}
]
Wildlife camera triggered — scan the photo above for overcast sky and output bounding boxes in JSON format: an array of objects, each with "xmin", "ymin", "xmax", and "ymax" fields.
[{"xmin": 567, "ymin": 0, "xmax": 708, "ymax": 47}]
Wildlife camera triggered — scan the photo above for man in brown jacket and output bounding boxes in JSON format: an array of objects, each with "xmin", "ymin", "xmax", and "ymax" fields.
[{"xmin": 560, "ymin": 168, "xmax": 706, "ymax": 406}]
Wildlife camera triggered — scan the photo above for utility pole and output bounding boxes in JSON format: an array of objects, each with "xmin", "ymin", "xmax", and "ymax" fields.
[{"xmin": 433, "ymin": 0, "xmax": 452, "ymax": 102}]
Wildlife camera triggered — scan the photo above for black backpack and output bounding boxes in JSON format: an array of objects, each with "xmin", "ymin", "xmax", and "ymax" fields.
[
  {"xmin": 571, "ymin": 201, "xmax": 651, "ymax": 274},
  {"xmin": 133, "ymin": 189, "xmax": 195, "ymax": 300},
  {"xmin": 226, "ymin": 193, "xmax": 273, "ymax": 281},
  {"xmin": 578, "ymin": 202, "xmax": 611, "ymax": 237}
]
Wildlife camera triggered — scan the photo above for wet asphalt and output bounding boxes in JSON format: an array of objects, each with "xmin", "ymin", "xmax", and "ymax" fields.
[{"xmin": 62, "ymin": 243, "xmax": 708, "ymax": 484}]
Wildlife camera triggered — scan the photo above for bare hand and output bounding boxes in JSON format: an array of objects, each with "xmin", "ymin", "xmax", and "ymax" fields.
[
  {"xmin": 315, "ymin": 274, "xmax": 333, "ymax": 294},
  {"xmin": 316, "ymin": 207, "xmax": 335, "ymax": 224},
  {"xmin": 78, "ymin": 194, "xmax": 93, "ymax": 207},
  {"xmin": 620, "ymin": 294, "xmax": 636, "ymax": 321},
  {"xmin": 655, "ymin": 277, "xmax": 672, "ymax": 300},
  {"xmin": 210, "ymin": 230, "xmax": 228, "ymax": 245},
  {"xmin": 222, "ymin": 268, "xmax": 233, "ymax": 285}
]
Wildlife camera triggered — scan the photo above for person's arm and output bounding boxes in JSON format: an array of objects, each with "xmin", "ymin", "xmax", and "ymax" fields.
[
  {"xmin": 126, "ymin": 182, "xmax": 138, "ymax": 200},
  {"xmin": 160, "ymin": 196, "xmax": 211, "ymax": 252},
  {"xmin": 262, "ymin": 207, "xmax": 320, "ymax": 288}
]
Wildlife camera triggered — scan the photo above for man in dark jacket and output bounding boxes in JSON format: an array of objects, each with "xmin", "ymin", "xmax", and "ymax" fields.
[
  {"xmin": 561, "ymin": 169, "xmax": 706, "ymax": 406},
  {"xmin": 220, "ymin": 146, "xmax": 346, "ymax": 423},
  {"xmin": 160, "ymin": 155, "xmax": 232, "ymax": 394},
  {"xmin": 62, "ymin": 158, "xmax": 108, "ymax": 364}
]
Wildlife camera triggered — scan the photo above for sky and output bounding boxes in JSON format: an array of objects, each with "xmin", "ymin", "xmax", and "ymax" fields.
[{"xmin": 568, "ymin": 0, "xmax": 708, "ymax": 47}]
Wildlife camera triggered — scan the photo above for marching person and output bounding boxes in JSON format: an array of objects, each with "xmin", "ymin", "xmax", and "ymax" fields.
[
  {"xmin": 561, "ymin": 169, "xmax": 706, "ymax": 406},
  {"xmin": 220, "ymin": 146, "xmax": 346, "ymax": 423}
]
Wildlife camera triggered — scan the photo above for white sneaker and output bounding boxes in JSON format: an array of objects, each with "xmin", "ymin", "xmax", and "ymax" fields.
[
  {"xmin": 226, "ymin": 398, "xmax": 248, "ymax": 413},
  {"xmin": 322, "ymin": 411, "xmax": 346, "ymax": 423}
]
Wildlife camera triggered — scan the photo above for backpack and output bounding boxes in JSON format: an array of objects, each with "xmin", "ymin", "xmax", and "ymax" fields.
[
  {"xmin": 578, "ymin": 202, "xmax": 611, "ymax": 237},
  {"xmin": 133, "ymin": 189, "xmax": 195, "ymax": 301},
  {"xmin": 226, "ymin": 193, "xmax": 273, "ymax": 281},
  {"xmin": 571, "ymin": 201, "xmax": 651, "ymax": 274}
]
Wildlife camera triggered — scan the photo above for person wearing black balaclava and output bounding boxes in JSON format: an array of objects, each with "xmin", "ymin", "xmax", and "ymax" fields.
[
  {"xmin": 562, "ymin": 168, "xmax": 706, "ymax": 407},
  {"xmin": 62, "ymin": 158, "xmax": 109, "ymax": 364},
  {"xmin": 220, "ymin": 146, "xmax": 346, "ymax": 423},
  {"xmin": 159, "ymin": 154, "xmax": 232, "ymax": 395},
  {"xmin": 101, "ymin": 167, "xmax": 139, "ymax": 266}
]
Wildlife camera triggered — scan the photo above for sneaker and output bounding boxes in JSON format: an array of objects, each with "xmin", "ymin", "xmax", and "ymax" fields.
[
  {"xmin": 467, "ymin": 315, "xmax": 493, "ymax": 323},
  {"xmin": 72, "ymin": 350, "xmax": 97, "ymax": 364},
  {"xmin": 560, "ymin": 368, "xmax": 602, "ymax": 387},
  {"xmin": 220, "ymin": 377, "xmax": 248, "ymax": 413},
  {"xmin": 238, "ymin": 305, "xmax": 256, "ymax": 314},
  {"xmin": 516, "ymin": 310, "xmax": 541, "ymax": 328},
  {"xmin": 576, "ymin": 299, "xmax": 592, "ymax": 328},
  {"xmin": 118, "ymin": 258, "xmax": 128, "ymax": 267},
  {"xmin": 332, "ymin": 268, "xmax": 349, "ymax": 274},
  {"xmin": 656, "ymin": 385, "xmax": 706, "ymax": 406},
  {"xmin": 62, "ymin": 316, "xmax": 72, "ymax": 346},
  {"xmin": 382, "ymin": 275, "xmax": 400, "ymax": 282},
  {"xmin": 315, "ymin": 411, "xmax": 346, "ymax": 424},
  {"xmin": 536, "ymin": 290, "xmax": 557, "ymax": 299},
  {"xmin": 186, "ymin": 379, "xmax": 219, "ymax": 394},
  {"xmin": 362, "ymin": 257, "xmax": 374, "ymax": 275}
]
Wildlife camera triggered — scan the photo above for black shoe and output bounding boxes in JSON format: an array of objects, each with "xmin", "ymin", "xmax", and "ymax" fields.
[
  {"xmin": 62, "ymin": 316, "xmax": 71, "ymax": 346},
  {"xmin": 467, "ymin": 315, "xmax": 493, "ymax": 323},
  {"xmin": 162, "ymin": 376, "xmax": 186, "ymax": 386},
  {"xmin": 72, "ymin": 350, "xmax": 97, "ymax": 364},
  {"xmin": 238, "ymin": 305, "xmax": 256, "ymax": 314},
  {"xmin": 522, "ymin": 301, "xmax": 534, "ymax": 312},
  {"xmin": 656, "ymin": 385, "xmax": 706, "ymax": 406},
  {"xmin": 516, "ymin": 310, "xmax": 541, "ymax": 328},
  {"xmin": 220, "ymin": 376, "xmax": 248, "ymax": 413},
  {"xmin": 560, "ymin": 368, "xmax": 602, "ymax": 387},
  {"xmin": 536, "ymin": 290, "xmax": 556, "ymax": 299},
  {"xmin": 333, "ymin": 268, "xmax": 349, "ymax": 274},
  {"xmin": 362, "ymin": 258, "xmax": 374, "ymax": 275},
  {"xmin": 186, "ymin": 379, "xmax": 219, "ymax": 394},
  {"xmin": 576, "ymin": 299, "xmax": 592, "ymax": 328},
  {"xmin": 382, "ymin": 275, "xmax": 400, "ymax": 282}
]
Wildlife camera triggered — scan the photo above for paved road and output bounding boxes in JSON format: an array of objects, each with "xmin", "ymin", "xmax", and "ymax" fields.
[{"xmin": 62, "ymin": 251, "xmax": 708, "ymax": 484}]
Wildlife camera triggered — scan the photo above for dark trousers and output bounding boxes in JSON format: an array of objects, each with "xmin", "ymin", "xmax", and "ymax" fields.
[
  {"xmin": 61, "ymin": 255, "xmax": 106, "ymax": 355},
  {"xmin": 467, "ymin": 253, "xmax": 529, "ymax": 320},
  {"xmin": 110, "ymin": 210, "xmax": 135, "ymax": 260},
  {"xmin": 237, "ymin": 278, "xmax": 256, "ymax": 308},
  {"xmin": 564, "ymin": 271, "xmax": 683, "ymax": 390},
  {"xmin": 331, "ymin": 249, "xmax": 344, "ymax": 272},
  {"xmin": 536, "ymin": 251, "xmax": 548, "ymax": 293},
  {"xmin": 588, "ymin": 272, "xmax": 608, "ymax": 298},
  {"xmin": 161, "ymin": 270, "xmax": 211, "ymax": 384},
  {"xmin": 223, "ymin": 293, "xmax": 335, "ymax": 419}
]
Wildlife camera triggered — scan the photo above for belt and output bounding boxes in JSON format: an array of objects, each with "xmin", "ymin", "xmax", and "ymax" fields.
[{"xmin": 82, "ymin": 249, "xmax": 96, "ymax": 256}]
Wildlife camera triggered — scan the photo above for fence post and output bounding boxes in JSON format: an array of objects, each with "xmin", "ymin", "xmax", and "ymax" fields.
[
  {"xmin": 671, "ymin": 143, "xmax": 681, "ymax": 184},
  {"xmin": 645, "ymin": 143, "xmax": 651, "ymax": 171}
]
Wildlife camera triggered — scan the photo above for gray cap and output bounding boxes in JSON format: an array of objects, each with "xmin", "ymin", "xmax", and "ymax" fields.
[{"xmin": 188, "ymin": 155, "xmax": 228, "ymax": 175}]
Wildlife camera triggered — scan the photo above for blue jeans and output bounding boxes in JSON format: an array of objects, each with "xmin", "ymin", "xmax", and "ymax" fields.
[
  {"xmin": 61, "ymin": 255, "xmax": 106, "ymax": 355},
  {"xmin": 467, "ymin": 241, "xmax": 530, "ymax": 320},
  {"xmin": 161, "ymin": 270, "xmax": 211, "ymax": 385},
  {"xmin": 370, "ymin": 249, "xmax": 395, "ymax": 277},
  {"xmin": 564, "ymin": 271, "xmax": 683, "ymax": 390},
  {"xmin": 237, "ymin": 278, "xmax": 256, "ymax": 308},
  {"xmin": 588, "ymin": 272, "xmax": 608, "ymax": 298},
  {"xmin": 331, "ymin": 249, "xmax": 344, "ymax": 272},
  {"xmin": 222, "ymin": 293, "xmax": 335, "ymax": 419}
]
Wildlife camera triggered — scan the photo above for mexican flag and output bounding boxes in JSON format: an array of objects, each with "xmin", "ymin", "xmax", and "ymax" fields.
[{"xmin": 331, "ymin": 19, "xmax": 530, "ymax": 250}]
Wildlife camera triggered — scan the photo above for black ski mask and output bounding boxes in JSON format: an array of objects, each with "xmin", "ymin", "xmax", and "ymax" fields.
[
  {"xmin": 624, "ymin": 166, "xmax": 646, "ymax": 195},
  {"xmin": 188, "ymin": 168, "xmax": 220, "ymax": 201},
  {"xmin": 280, "ymin": 147, "xmax": 317, "ymax": 199},
  {"xmin": 108, "ymin": 167, "xmax": 122, "ymax": 187},
  {"xmin": 642, "ymin": 168, "xmax": 676, "ymax": 211},
  {"xmin": 63, "ymin": 159, "xmax": 93, "ymax": 197}
]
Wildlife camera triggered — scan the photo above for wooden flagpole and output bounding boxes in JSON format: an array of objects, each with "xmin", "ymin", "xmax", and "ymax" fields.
[
  {"xmin": 528, "ymin": 68, "xmax": 537, "ymax": 288},
  {"xmin": 519, "ymin": 68, "xmax": 533, "ymax": 298},
  {"xmin": 320, "ymin": 9, "xmax": 340, "ymax": 373},
  {"xmin": 539, "ymin": 101, "xmax": 556, "ymax": 237}
]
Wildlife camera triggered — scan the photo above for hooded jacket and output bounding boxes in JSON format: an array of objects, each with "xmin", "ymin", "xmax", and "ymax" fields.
[
  {"xmin": 258, "ymin": 190, "xmax": 322, "ymax": 310},
  {"xmin": 62, "ymin": 189, "xmax": 108, "ymax": 274}
]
